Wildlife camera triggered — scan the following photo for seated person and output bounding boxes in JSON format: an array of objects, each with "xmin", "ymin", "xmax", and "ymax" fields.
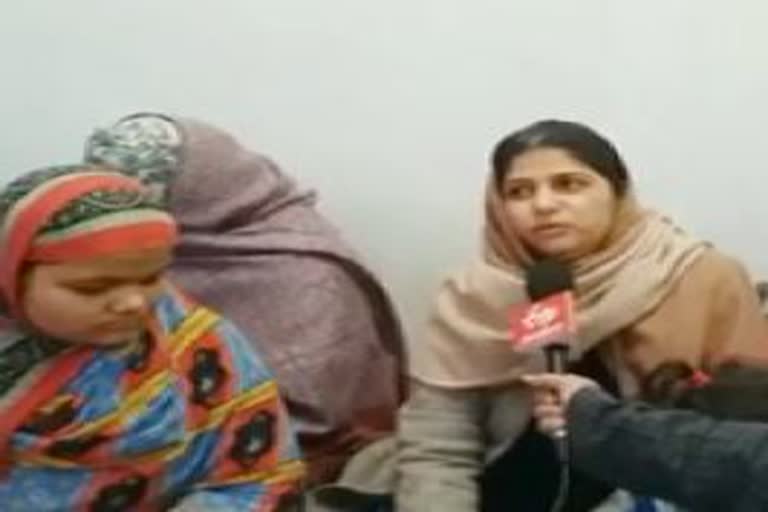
[
  {"xmin": 85, "ymin": 113, "xmax": 406, "ymax": 484},
  {"xmin": 0, "ymin": 164, "xmax": 303, "ymax": 511},
  {"xmin": 395, "ymin": 119, "xmax": 768, "ymax": 511},
  {"xmin": 305, "ymin": 119, "xmax": 768, "ymax": 512}
]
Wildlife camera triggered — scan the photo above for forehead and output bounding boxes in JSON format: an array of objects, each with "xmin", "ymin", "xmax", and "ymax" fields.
[
  {"xmin": 40, "ymin": 246, "xmax": 173, "ymax": 280},
  {"xmin": 505, "ymin": 147, "xmax": 598, "ymax": 181}
]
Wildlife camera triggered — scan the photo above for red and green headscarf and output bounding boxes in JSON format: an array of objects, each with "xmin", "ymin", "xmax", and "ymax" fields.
[{"xmin": 0, "ymin": 164, "xmax": 178, "ymax": 318}]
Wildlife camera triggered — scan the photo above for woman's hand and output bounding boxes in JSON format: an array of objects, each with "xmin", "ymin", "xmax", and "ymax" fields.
[{"xmin": 521, "ymin": 373, "xmax": 599, "ymax": 436}]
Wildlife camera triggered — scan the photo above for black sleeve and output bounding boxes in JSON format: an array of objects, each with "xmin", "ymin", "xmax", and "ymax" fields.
[{"xmin": 566, "ymin": 388, "xmax": 768, "ymax": 511}]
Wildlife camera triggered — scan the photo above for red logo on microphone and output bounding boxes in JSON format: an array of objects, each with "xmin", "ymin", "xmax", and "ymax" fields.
[{"xmin": 509, "ymin": 293, "xmax": 575, "ymax": 350}]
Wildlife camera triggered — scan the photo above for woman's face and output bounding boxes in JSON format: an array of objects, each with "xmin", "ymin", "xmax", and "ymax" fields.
[
  {"xmin": 21, "ymin": 246, "xmax": 172, "ymax": 346},
  {"xmin": 500, "ymin": 147, "xmax": 618, "ymax": 261}
]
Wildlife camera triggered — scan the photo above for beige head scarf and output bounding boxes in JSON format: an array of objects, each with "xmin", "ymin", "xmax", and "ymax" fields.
[{"xmin": 411, "ymin": 175, "xmax": 708, "ymax": 389}]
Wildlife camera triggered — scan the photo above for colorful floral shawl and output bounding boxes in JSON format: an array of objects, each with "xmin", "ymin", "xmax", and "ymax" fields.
[
  {"xmin": 0, "ymin": 166, "xmax": 304, "ymax": 511},
  {"xmin": 0, "ymin": 288, "xmax": 304, "ymax": 511}
]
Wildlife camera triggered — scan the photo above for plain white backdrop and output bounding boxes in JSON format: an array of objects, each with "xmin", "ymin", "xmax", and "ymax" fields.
[{"xmin": 2, "ymin": 1, "xmax": 767, "ymax": 341}]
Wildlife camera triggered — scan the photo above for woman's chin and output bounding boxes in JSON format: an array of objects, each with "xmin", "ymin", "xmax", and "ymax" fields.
[
  {"xmin": 85, "ymin": 329, "xmax": 144, "ymax": 347},
  {"xmin": 531, "ymin": 241, "xmax": 583, "ymax": 262}
]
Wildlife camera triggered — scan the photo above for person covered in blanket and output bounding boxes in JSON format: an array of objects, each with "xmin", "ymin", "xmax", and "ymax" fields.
[
  {"xmin": 0, "ymin": 164, "xmax": 304, "ymax": 511},
  {"xmin": 84, "ymin": 113, "xmax": 406, "ymax": 485}
]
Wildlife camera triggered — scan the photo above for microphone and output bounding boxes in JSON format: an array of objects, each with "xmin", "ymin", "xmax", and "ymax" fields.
[
  {"xmin": 524, "ymin": 259, "xmax": 575, "ymax": 375},
  {"xmin": 509, "ymin": 259, "xmax": 575, "ymax": 464},
  {"xmin": 508, "ymin": 260, "xmax": 576, "ymax": 368}
]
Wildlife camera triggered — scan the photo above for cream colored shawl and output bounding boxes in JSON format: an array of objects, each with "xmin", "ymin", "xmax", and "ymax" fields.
[{"xmin": 411, "ymin": 182, "xmax": 708, "ymax": 388}]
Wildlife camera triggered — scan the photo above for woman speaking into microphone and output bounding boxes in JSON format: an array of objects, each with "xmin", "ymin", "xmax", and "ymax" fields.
[
  {"xmin": 391, "ymin": 119, "xmax": 768, "ymax": 512},
  {"xmin": 311, "ymin": 120, "xmax": 768, "ymax": 512}
]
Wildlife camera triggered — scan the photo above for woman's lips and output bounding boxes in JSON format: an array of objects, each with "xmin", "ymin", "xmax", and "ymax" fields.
[{"xmin": 532, "ymin": 223, "xmax": 571, "ymax": 237}]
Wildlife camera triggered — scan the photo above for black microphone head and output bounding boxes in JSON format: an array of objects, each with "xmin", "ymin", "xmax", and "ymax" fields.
[{"xmin": 525, "ymin": 260, "xmax": 574, "ymax": 301}]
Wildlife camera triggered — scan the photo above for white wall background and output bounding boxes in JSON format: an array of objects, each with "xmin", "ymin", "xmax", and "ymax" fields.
[{"xmin": 2, "ymin": 1, "xmax": 767, "ymax": 341}]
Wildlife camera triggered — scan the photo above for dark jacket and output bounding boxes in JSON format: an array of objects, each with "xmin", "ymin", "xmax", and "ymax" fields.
[{"xmin": 568, "ymin": 387, "xmax": 768, "ymax": 511}]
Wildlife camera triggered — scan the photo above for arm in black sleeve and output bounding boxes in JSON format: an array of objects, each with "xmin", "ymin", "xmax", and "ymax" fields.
[{"xmin": 567, "ymin": 388, "xmax": 768, "ymax": 511}]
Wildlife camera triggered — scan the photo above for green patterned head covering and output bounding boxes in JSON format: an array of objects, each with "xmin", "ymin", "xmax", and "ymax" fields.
[{"xmin": 85, "ymin": 113, "xmax": 182, "ymax": 204}]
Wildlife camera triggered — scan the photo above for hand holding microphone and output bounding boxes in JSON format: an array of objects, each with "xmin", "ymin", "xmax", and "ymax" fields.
[{"xmin": 522, "ymin": 373, "xmax": 599, "ymax": 437}]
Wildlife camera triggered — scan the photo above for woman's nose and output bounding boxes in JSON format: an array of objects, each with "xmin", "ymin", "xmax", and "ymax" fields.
[
  {"xmin": 108, "ymin": 288, "xmax": 150, "ymax": 315},
  {"xmin": 531, "ymin": 187, "xmax": 558, "ymax": 212}
]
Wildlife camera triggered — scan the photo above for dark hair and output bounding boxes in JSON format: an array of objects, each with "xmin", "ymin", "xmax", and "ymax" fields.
[
  {"xmin": 642, "ymin": 360, "xmax": 768, "ymax": 422},
  {"xmin": 756, "ymin": 281, "xmax": 768, "ymax": 305},
  {"xmin": 491, "ymin": 119, "xmax": 630, "ymax": 196}
]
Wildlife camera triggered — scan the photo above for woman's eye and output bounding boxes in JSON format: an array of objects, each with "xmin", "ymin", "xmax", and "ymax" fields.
[
  {"xmin": 139, "ymin": 273, "xmax": 163, "ymax": 286},
  {"xmin": 554, "ymin": 175, "xmax": 587, "ymax": 192},
  {"xmin": 504, "ymin": 184, "xmax": 534, "ymax": 200},
  {"xmin": 70, "ymin": 286, "xmax": 109, "ymax": 296}
]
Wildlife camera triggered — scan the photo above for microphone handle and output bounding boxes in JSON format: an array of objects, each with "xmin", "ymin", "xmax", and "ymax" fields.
[
  {"xmin": 545, "ymin": 344, "xmax": 570, "ymax": 464},
  {"xmin": 545, "ymin": 343, "xmax": 569, "ymax": 374}
]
